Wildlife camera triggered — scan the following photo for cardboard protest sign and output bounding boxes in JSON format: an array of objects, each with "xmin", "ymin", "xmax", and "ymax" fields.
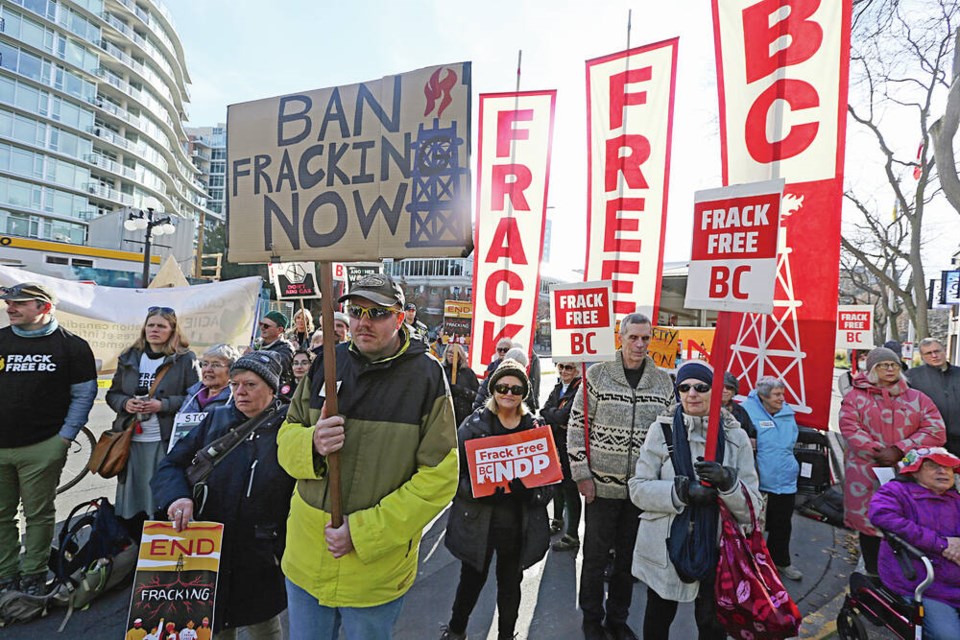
[
  {"xmin": 942, "ymin": 270, "xmax": 960, "ymax": 305},
  {"xmin": 227, "ymin": 62, "xmax": 472, "ymax": 263},
  {"xmin": 713, "ymin": 0, "xmax": 851, "ymax": 426},
  {"xmin": 127, "ymin": 521, "xmax": 223, "ymax": 639},
  {"xmin": 468, "ymin": 91, "xmax": 556, "ymax": 376},
  {"xmin": 464, "ymin": 426, "xmax": 562, "ymax": 498},
  {"xmin": 549, "ymin": 281, "xmax": 616, "ymax": 363},
  {"xmin": 268, "ymin": 261, "xmax": 319, "ymax": 299},
  {"xmin": 685, "ymin": 179, "xmax": 783, "ymax": 314},
  {"xmin": 648, "ymin": 326, "xmax": 717, "ymax": 369},
  {"xmin": 584, "ymin": 39, "xmax": 679, "ymax": 320},
  {"xmin": 443, "ymin": 299, "xmax": 473, "ymax": 345},
  {"xmin": 836, "ymin": 305, "xmax": 874, "ymax": 350}
]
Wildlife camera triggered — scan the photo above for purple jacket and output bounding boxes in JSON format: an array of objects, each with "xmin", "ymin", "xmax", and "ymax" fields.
[{"xmin": 868, "ymin": 479, "xmax": 960, "ymax": 608}]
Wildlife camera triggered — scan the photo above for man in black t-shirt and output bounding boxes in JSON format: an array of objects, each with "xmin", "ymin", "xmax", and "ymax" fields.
[{"xmin": 0, "ymin": 282, "xmax": 97, "ymax": 596}]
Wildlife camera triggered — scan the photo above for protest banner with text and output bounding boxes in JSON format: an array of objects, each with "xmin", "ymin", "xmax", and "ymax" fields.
[
  {"xmin": 227, "ymin": 62, "xmax": 472, "ymax": 263},
  {"xmin": 268, "ymin": 261, "xmax": 319, "ymax": 299},
  {"xmin": 464, "ymin": 425, "xmax": 562, "ymax": 498},
  {"xmin": 549, "ymin": 281, "xmax": 616, "ymax": 363},
  {"xmin": 713, "ymin": 0, "xmax": 851, "ymax": 427},
  {"xmin": 836, "ymin": 305, "xmax": 875, "ymax": 350},
  {"xmin": 469, "ymin": 91, "xmax": 556, "ymax": 375},
  {"xmin": 443, "ymin": 299, "xmax": 473, "ymax": 345},
  {"xmin": 584, "ymin": 39, "xmax": 678, "ymax": 320}
]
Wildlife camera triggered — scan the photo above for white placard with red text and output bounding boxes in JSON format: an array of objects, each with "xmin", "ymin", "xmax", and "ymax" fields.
[
  {"xmin": 469, "ymin": 91, "xmax": 556, "ymax": 375},
  {"xmin": 713, "ymin": 0, "xmax": 851, "ymax": 427},
  {"xmin": 549, "ymin": 281, "xmax": 616, "ymax": 363},
  {"xmin": 584, "ymin": 39, "xmax": 678, "ymax": 320},
  {"xmin": 836, "ymin": 305, "xmax": 874, "ymax": 350},
  {"xmin": 685, "ymin": 180, "xmax": 783, "ymax": 314}
]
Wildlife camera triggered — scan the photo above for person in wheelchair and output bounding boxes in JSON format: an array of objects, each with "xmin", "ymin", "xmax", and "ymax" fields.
[{"xmin": 868, "ymin": 447, "xmax": 960, "ymax": 639}]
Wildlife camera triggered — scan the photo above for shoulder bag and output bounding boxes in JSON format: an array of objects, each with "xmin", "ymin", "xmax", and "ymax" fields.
[{"xmin": 88, "ymin": 363, "xmax": 170, "ymax": 478}]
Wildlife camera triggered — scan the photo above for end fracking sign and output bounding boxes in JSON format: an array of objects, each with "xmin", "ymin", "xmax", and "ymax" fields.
[
  {"xmin": 549, "ymin": 281, "xmax": 616, "ymax": 363},
  {"xmin": 684, "ymin": 179, "xmax": 784, "ymax": 314},
  {"xmin": 836, "ymin": 305, "xmax": 874, "ymax": 350}
]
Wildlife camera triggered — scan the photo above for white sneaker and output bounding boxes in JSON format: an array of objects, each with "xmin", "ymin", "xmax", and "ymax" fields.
[{"xmin": 777, "ymin": 564, "xmax": 803, "ymax": 581}]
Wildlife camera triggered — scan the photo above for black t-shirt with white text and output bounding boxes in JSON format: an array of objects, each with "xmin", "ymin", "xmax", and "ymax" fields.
[{"xmin": 0, "ymin": 325, "xmax": 97, "ymax": 448}]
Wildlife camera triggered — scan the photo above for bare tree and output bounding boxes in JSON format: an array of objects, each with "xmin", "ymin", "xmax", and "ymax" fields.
[{"xmin": 843, "ymin": 0, "xmax": 958, "ymax": 339}]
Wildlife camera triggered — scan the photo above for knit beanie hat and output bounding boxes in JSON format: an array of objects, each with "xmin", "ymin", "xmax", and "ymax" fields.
[
  {"xmin": 263, "ymin": 310, "xmax": 289, "ymax": 329},
  {"xmin": 230, "ymin": 351, "xmax": 283, "ymax": 393},
  {"xmin": 723, "ymin": 371, "xmax": 740, "ymax": 393},
  {"xmin": 676, "ymin": 361, "xmax": 713, "ymax": 387},
  {"xmin": 488, "ymin": 358, "xmax": 530, "ymax": 399},
  {"xmin": 866, "ymin": 347, "xmax": 900, "ymax": 373}
]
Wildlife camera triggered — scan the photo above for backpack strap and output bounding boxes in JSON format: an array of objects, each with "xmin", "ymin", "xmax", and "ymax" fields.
[{"xmin": 660, "ymin": 419, "xmax": 675, "ymax": 462}]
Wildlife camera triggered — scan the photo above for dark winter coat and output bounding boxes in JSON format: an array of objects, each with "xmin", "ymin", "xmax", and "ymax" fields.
[
  {"xmin": 105, "ymin": 348, "xmax": 199, "ymax": 442},
  {"xmin": 151, "ymin": 400, "xmax": 294, "ymax": 631},
  {"xmin": 906, "ymin": 363, "xmax": 960, "ymax": 454},
  {"xmin": 444, "ymin": 362, "xmax": 480, "ymax": 427},
  {"xmin": 540, "ymin": 377, "xmax": 581, "ymax": 476},
  {"xmin": 444, "ymin": 409, "xmax": 551, "ymax": 572}
]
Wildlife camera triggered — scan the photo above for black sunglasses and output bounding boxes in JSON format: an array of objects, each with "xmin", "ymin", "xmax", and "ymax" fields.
[
  {"xmin": 677, "ymin": 383, "xmax": 711, "ymax": 394},
  {"xmin": 493, "ymin": 383, "xmax": 525, "ymax": 396},
  {"xmin": 148, "ymin": 306, "xmax": 175, "ymax": 314},
  {"xmin": 557, "ymin": 364, "xmax": 578, "ymax": 371},
  {"xmin": 496, "ymin": 347, "xmax": 510, "ymax": 353}
]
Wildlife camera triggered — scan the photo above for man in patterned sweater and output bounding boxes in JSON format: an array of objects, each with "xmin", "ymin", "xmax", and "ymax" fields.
[{"xmin": 567, "ymin": 313, "xmax": 673, "ymax": 640}]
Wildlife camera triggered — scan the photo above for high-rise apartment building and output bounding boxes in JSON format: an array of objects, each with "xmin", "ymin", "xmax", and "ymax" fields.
[
  {"xmin": 185, "ymin": 122, "xmax": 225, "ymax": 226},
  {"xmin": 0, "ymin": 0, "xmax": 210, "ymax": 278}
]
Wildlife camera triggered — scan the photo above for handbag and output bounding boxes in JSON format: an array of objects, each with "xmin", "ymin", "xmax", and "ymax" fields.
[
  {"xmin": 88, "ymin": 363, "xmax": 170, "ymax": 478},
  {"xmin": 714, "ymin": 485, "xmax": 802, "ymax": 639}
]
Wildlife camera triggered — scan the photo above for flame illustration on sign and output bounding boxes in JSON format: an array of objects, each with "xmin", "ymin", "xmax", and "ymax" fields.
[{"xmin": 424, "ymin": 68, "xmax": 457, "ymax": 118}]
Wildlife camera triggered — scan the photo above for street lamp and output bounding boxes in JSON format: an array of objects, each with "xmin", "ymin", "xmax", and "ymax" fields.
[{"xmin": 124, "ymin": 197, "xmax": 175, "ymax": 287}]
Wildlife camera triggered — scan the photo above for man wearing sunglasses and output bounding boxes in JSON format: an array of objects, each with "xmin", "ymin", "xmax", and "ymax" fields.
[
  {"xmin": 0, "ymin": 282, "xmax": 97, "ymax": 596},
  {"xmin": 277, "ymin": 273, "xmax": 457, "ymax": 639},
  {"xmin": 567, "ymin": 313, "xmax": 673, "ymax": 640},
  {"xmin": 253, "ymin": 311, "xmax": 296, "ymax": 400}
]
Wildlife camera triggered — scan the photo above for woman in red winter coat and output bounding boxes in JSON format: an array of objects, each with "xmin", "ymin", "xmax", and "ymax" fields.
[{"xmin": 840, "ymin": 347, "xmax": 945, "ymax": 574}]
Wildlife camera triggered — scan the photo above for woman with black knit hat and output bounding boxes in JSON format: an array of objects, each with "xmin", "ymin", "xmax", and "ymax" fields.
[
  {"xmin": 440, "ymin": 358, "xmax": 552, "ymax": 640},
  {"xmin": 629, "ymin": 361, "xmax": 761, "ymax": 640}
]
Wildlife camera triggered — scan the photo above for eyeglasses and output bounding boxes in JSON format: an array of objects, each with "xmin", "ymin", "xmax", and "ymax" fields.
[
  {"xmin": 557, "ymin": 364, "xmax": 578, "ymax": 371},
  {"xmin": 496, "ymin": 347, "xmax": 510, "ymax": 354},
  {"xmin": 875, "ymin": 362, "xmax": 900, "ymax": 370},
  {"xmin": 148, "ymin": 306, "xmax": 175, "ymax": 314},
  {"xmin": 493, "ymin": 383, "xmax": 525, "ymax": 396},
  {"xmin": 199, "ymin": 361, "xmax": 227, "ymax": 369},
  {"xmin": 347, "ymin": 305, "xmax": 397, "ymax": 321},
  {"xmin": 259, "ymin": 322, "xmax": 276, "ymax": 329},
  {"xmin": 677, "ymin": 383, "xmax": 711, "ymax": 394}
]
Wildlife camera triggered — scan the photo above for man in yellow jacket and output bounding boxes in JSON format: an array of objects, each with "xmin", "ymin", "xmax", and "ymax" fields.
[{"xmin": 278, "ymin": 273, "xmax": 458, "ymax": 639}]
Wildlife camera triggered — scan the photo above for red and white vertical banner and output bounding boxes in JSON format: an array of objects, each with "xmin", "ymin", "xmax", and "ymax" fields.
[
  {"xmin": 713, "ymin": 0, "xmax": 852, "ymax": 427},
  {"xmin": 469, "ymin": 91, "xmax": 556, "ymax": 375},
  {"xmin": 584, "ymin": 38, "xmax": 679, "ymax": 321}
]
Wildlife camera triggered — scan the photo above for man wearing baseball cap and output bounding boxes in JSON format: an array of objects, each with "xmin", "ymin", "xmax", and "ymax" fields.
[
  {"xmin": 403, "ymin": 302, "xmax": 428, "ymax": 344},
  {"xmin": 253, "ymin": 310, "xmax": 296, "ymax": 400},
  {"xmin": 277, "ymin": 272, "xmax": 458, "ymax": 638},
  {"xmin": 0, "ymin": 282, "xmax": 97, "ymax": 596}
]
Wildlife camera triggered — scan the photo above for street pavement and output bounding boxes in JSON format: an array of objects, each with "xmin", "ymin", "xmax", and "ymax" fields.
[{"xmin": 4, "ymin": 362, "xmax": 864, "ymax": 639}]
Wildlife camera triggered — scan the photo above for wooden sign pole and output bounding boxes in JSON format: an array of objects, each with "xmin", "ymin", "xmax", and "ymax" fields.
[{"xmin": 319, "ymin": 261, "xmax": 343, "ymax": 527}]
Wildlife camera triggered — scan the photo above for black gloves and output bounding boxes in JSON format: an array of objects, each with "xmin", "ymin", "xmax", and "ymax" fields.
[
  {"xmin": 673, "ymin": 475, "xmax": 718, "ymax": 507},
  {"xmin": 508, "ymin": 477, "xmax": 530, "ymax": 498},
  {"xmin": 694, "ymin": 459, "xmax": 737, "ymax": 492}
]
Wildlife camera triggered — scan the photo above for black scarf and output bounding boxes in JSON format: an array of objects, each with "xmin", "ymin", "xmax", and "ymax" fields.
[{"xmin": 666, "ymin": 406, "xmax": 726, "ymax": 583}]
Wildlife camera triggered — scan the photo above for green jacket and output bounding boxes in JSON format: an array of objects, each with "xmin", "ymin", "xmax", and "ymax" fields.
[{"xmin": 277, "ymin": 330, "xmax": 458, "ymax": 607}]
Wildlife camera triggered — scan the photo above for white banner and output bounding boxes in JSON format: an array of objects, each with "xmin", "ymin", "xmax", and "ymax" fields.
[
  {"xmin": 836, "ymin": 305, "xmax": 874, "ymax": 349},
  {"xmin": 584, "ymin": 39, "xmax": 678, "ymax": 320},
  {"xmin": 0, "ymin": 266, "xmax": 262, "ymax": 373},
  {"xmin": 549, "ymin": 281, "xmax": 616, "ymax": 363},
  {"xmin": 469, "ymin": 91, "xmax": 556, "ymax": 375}
]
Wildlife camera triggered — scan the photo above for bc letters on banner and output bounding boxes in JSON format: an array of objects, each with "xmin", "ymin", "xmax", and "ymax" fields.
[
  {"xmin": 713, "ymin": 0, "xmax": 852, "ymax": 426},
  {"xmin": 227, "ymin": 62, "xmax": 472, "ymax": 263},
  {"xmin": 584, "ymin": 39, "xmax": 678, "ymax": 320},
  {"xmin": 468, "ymin": 91, "xmax": 556, "ymax": 375}
]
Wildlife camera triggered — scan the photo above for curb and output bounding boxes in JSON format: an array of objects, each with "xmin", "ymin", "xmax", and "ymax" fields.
[{"xmin": 799, "ymin": 590, "xmax": 845, "ymax": 639}]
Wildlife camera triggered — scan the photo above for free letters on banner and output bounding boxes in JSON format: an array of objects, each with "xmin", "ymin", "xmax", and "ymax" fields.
[
  {"xmin": 584, "ymin": 39, "xmax": 678, "ymax": 320},
  {"xmin": 464, "ymin": 425, "xmax": 562, "ymax": 498},
  {"xmin": 126, "ymin": 521, "xmax": 223, "ymax": 639},
  {"xmin": 468, "ymin": 91, "xmax": 556, "ymax": 375},
  {"xmin": 227, "ymin": 62, "xmax": 472, "ymax": 263},
  {"xmin": 713, "ymin": 0, "xmax": 852, "ymax": 426}
]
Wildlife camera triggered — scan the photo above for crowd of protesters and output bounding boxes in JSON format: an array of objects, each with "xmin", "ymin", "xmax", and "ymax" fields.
[{"xmin": 3, "ymin": 275, "xmax": 960, "ymax": 639}]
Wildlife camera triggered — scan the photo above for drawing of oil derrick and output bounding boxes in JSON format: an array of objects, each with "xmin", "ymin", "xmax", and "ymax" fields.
[
  {"xmin": 405, "ymin": 118, "xmax": 469, "ymax": 248},
  {"xmin": 728, "ymin": 193, "xmax": 811, "ymax": 414}
]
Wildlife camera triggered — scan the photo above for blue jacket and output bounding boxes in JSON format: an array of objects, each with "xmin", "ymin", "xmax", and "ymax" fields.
[
  {"xmin": 178, "ymin": 380, "xmax": 232, "ymax": 414},
  {"xmin": 742, "ymin": 390, "xmax": 799, "ymax": 494}
]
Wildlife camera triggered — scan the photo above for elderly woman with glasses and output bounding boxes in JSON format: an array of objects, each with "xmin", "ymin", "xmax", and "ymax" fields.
[
  {"xmin": 170, "ymin": 344, "xmax": 240, "ymax": 451},
  {"xmin": 441, "ymin": 359, "xmax": 552, "ymax": 640},
  {"xmin": 106, "ymin": 306, "xmax": 199, "ymax": 520},
  {"xmin": 840, "ymin": 347, "xmax": 946, "ymax": 575},
  {"xmin": 629, "ymin": 361, "xmax": 761, "ymax": 640},
  {"xmin": 541, "ymin": 361, "xmax": 584, "ymax": 551}
]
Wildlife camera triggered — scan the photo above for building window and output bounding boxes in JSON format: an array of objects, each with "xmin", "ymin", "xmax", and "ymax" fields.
[
  {"xmin": 45, "ymin": 255, "xmax": 69, "ymax": 265},
  {"xmin": 71, "ymin": 258, "xmax": 93, "ymax": 267}
]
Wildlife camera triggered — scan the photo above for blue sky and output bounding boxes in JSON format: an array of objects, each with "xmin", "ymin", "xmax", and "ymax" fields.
[{"xmin": 163, "ymin": 0, "xmax": 958, "ymax": 277}]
